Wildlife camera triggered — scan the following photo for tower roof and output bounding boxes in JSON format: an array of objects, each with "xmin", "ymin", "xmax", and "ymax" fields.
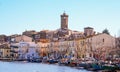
[
  {"xmin": 61, "ymin": 12, "xmax": 68, "ymax": 17},
  {"xmin": 84, "ymin": 27, "xmax": 93, "ymax": 29},
  {"xmin": 63, "ymin": 11, "xmax": 66, "ymax": 15}
]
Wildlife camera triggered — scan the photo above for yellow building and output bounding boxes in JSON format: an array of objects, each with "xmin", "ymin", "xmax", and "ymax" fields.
[
  {"xmin": 75, "ymin": 38, "xmax": 86, "ymax": 58},
  {"xmin": 65, "ymin": 39, "xmax": 86, "ymax": 59},
  {"xmin": 38, "ymin": 42, "xmax": 50, "ymax": 57},
  {"xmin": 0, "ymin": 44, "xmax": 11, "ymax": 58}
]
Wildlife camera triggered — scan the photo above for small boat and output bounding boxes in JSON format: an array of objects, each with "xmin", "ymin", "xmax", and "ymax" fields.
[
  {"xmin": 78, "ymin": 62, "xmax": 87, "ymax": 68},
  {"xmin": 49, "ymin": 59, "xmax": 58, "ymax": 64},
  {"xmin": 58, "ymin": 58, "xmax": 69, "ymax": 66},
  {"xmin": 102, "ymin": 64, "xmax": 119, "ymax": 71},
  {"xmin": 91, "ymin": 63, "xmax": 102, "ymax": 71},
  {"xmin": 69, "ymin": 62, "xmax": 77, "ymax": 67},
  {"xmin": 32, "ymin": 58, "xmax": 42, "ymax": 63}
]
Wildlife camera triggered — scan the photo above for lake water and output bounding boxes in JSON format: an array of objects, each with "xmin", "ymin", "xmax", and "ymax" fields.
[{"xmin": 0, "ymin": 61, "xmax": 91, "ymax": 72}]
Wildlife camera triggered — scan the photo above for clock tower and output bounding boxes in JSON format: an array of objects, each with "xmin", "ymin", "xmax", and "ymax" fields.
[{"xmin": 61, "ymin": 12, "xmax": 68, "ymax": 29}]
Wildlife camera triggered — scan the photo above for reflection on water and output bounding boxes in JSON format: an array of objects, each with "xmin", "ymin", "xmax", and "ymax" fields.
[{"xmin": 0, "ymin": 61, "xmax": 90, "ymax": 72}]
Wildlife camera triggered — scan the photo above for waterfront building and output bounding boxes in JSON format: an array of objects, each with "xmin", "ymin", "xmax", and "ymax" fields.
[
  {"xmin": 49, "ymin": 41, "xmax": 59, "ymax": 58},
  {"xmin": 85, "ymin": 33, "xmax": 115, "ymax": 60},
  {"xmin": 65, "ymin": 39, "xmax": 86, "ymax": 59},
  {"xmin": 18, "ymin": 42, "xmax": 29, "ymax": 59},
  {"xmin": 75, "ymin": 38, "xmax": 86, "ymax": 58},
  {"xmin": 59, "ymin": 41, "xmax": 68, "ymax": 57},
  {"xmin": 10, "ymin": 43, "xmax": 19, "ymax": 59},
  {"xmin": 0, "ymin": 44, "xmax": 11, "ymax": 58},
  {"xmin": 67, "ymin": 40, "xmax": 75, "ymax": 57},
  {"xmin": 114, "ymin": 37, "xmax": 120, "ymax": 57},
  {"xmin": 25, "ymin": 43, "xmax": 40, "ymax": 60},
  {"xmin": 18, "ymin": 41, "xmax": 40, "ymax": 60},
  {"xmin": 37, "ymin": 42, "xmax": 50, "ymax": 57}
]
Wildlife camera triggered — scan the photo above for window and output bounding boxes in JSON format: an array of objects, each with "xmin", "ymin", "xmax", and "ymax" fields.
[
  {"xmin": 32, "ymin": 54, "xmax": 34, "ymax": 56},
  {"xmin": 103, "ymin": 39, "xmax": 104, "ymax": 42},
  {"xmin": 7, "ymin": 50, "xmax": 9, "ymax": 52}
]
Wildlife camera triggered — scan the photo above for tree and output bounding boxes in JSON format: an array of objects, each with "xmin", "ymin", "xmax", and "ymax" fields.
[{"xmin": 102, "ymin": 28, "xmax": 110, "ymax": 35}]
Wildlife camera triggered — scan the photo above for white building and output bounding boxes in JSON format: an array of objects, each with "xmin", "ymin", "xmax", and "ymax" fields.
[
  {"xmin": 26, "ymin": 44, "xmax": 40, "ymax": 60},
  {"xmin": 18, "ymin": 42, "xmax": 40, "ymax": 60}
]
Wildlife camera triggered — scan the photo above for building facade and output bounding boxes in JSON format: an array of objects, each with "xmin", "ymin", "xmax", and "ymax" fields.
[
  {"xmin": 85, "ymin": 33, "xmax": 115, "ymax": 60},
  {"xmin": 15, "ymin": 35, "xmax": 33, "ymax": 42},
  {"xmin": 84, "ymin": 27, "xmax": 95, "ymax": 36},
  {"xmin": 0, "ymin": 35, "xmax": 7, "ymax": 43},
  {"xmin": 22, "ymin": 30, "xmax": 37, "ymax": 37},
  {"xmin": 0, "ymin": 44, "xmax": 11, "ymax": 58}
]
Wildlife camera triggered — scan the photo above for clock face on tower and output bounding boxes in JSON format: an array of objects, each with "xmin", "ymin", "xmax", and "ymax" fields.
[{"xmin": 63, "ymin": 17, "xmax": 66, "ymax": 19}]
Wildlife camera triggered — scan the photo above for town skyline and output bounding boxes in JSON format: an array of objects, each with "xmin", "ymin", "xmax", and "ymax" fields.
[
  {"xmin": 0, "ymin": 0, "xmax": 120, "ymax": 36},
  {"xmin": 0, "ymin": 1, "xmax": 120, "ymax": 72}
]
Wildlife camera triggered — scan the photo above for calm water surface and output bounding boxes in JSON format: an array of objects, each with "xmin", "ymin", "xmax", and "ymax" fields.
[{"xmin": 0, "ymin": 61, "xmax": 91, "ymax": 72}]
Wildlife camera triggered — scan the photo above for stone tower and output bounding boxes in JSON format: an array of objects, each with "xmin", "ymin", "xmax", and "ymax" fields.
[{"xmin": 61, "ymin": 12, "xmax": 68, "ymax": 29}]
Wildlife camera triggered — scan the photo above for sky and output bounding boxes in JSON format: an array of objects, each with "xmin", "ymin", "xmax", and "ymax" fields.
[{"xmin": 0, "ymin": 0, "xmax": 120, "ymax": 36}]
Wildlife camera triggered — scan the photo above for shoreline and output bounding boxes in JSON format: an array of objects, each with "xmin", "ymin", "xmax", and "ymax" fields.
[{"xmin": 0, "ymin": 59, "xmax": 120, "ymax": 72}]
